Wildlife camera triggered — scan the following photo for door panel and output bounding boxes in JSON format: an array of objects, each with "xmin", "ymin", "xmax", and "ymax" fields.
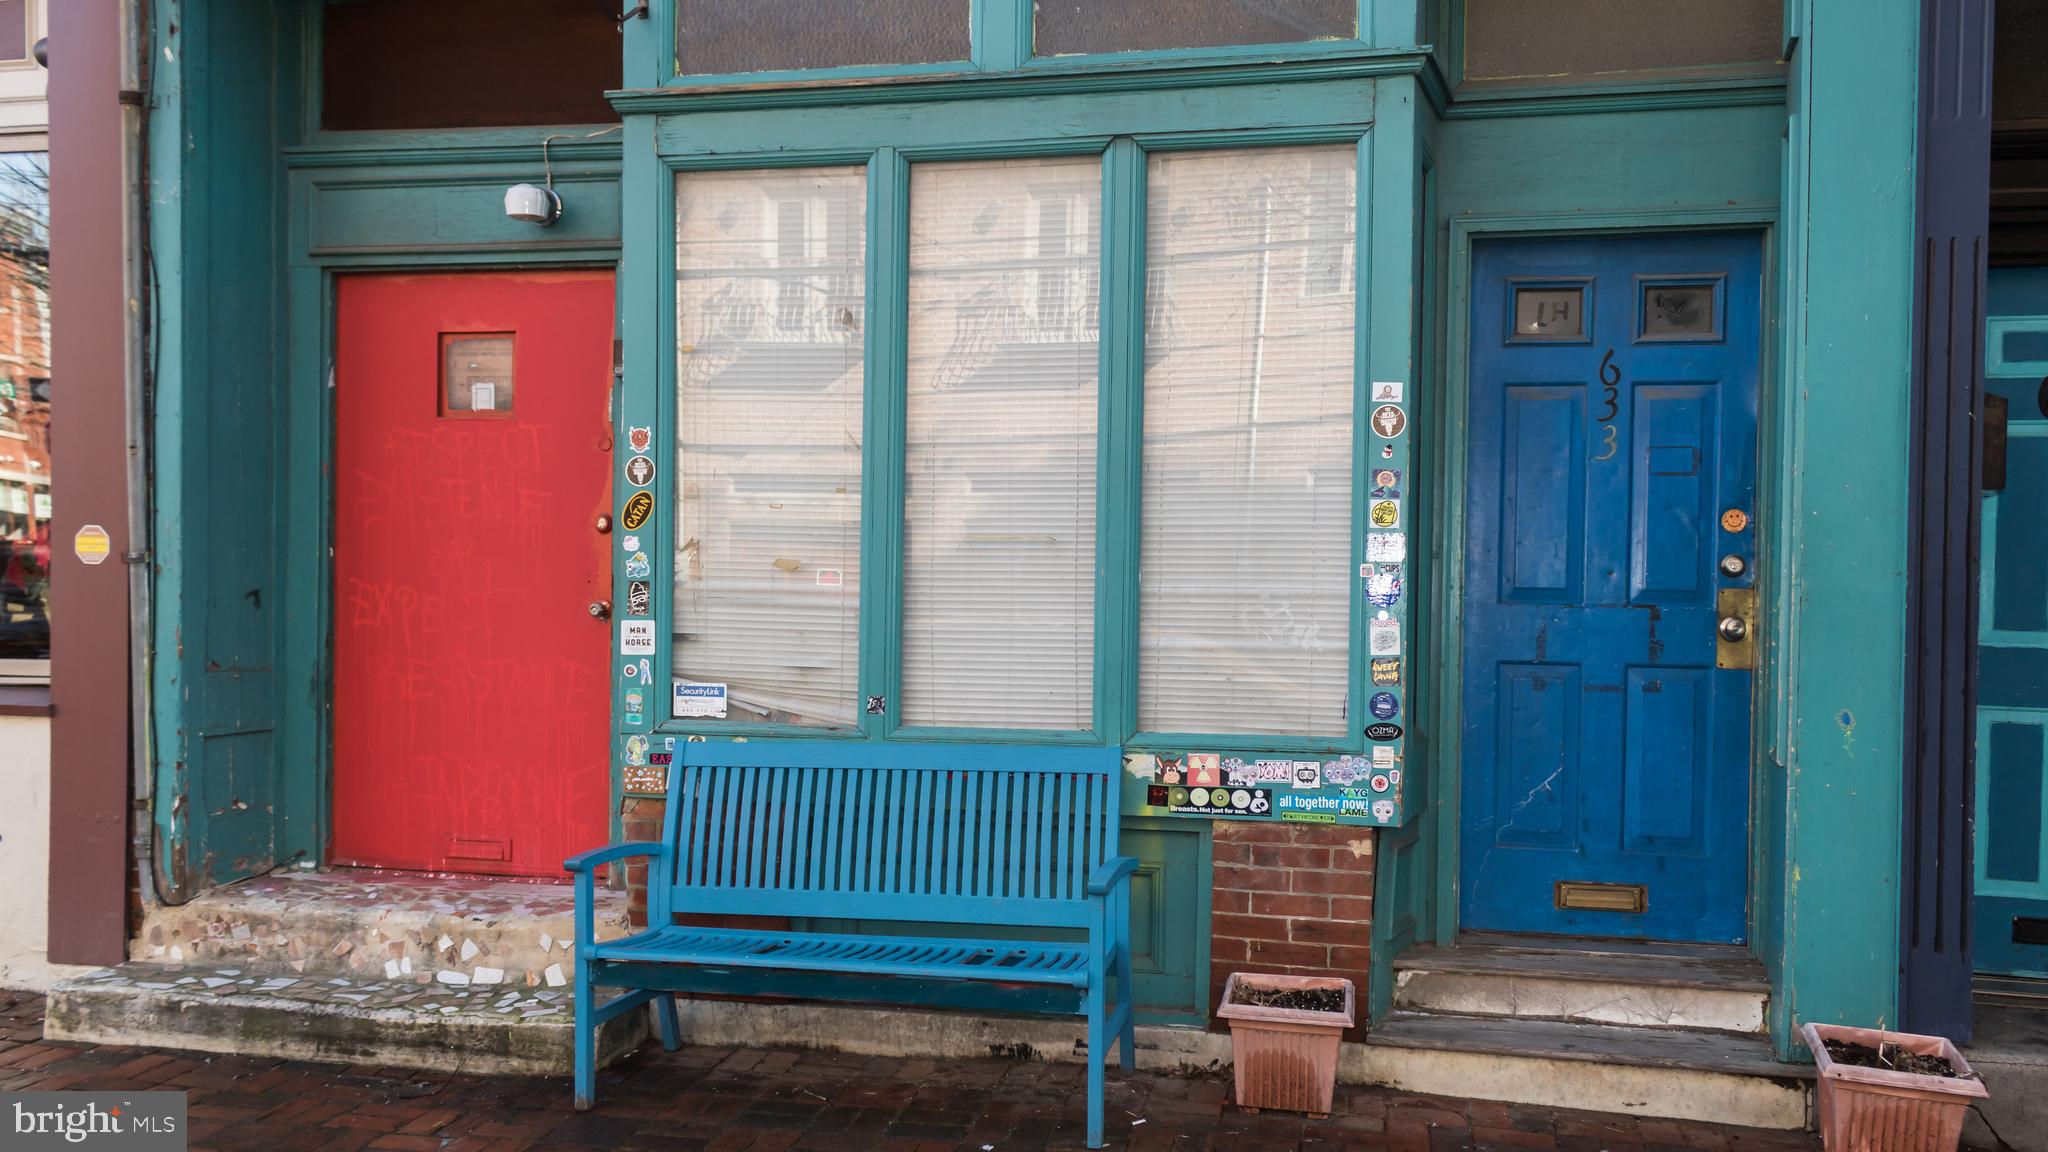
[
  {"xmin": 1501, "ymin": 387, "xmax": 1585, "ymax": 601},
  {"xmin": 1461, "ymin": 234, "xmax": 1760, "ymax": 942},
  {"xmin": 1975, "ymin": 268, "xmax": 2048, "ymax": 977},
  {"xmin": 1628, "ymin": 384, "xmax": 1716, "ymax": 603},
  {"xmin": 331, "ymin": 271, "xmax": 615, "ymax": 877}
]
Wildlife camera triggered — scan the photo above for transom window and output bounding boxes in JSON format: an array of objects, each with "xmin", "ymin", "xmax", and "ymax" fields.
[{"xmin": 670, "ymin": 140, "xmax": 1361, "ymax": 747}]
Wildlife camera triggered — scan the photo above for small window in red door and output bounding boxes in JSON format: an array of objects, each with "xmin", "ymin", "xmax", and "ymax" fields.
[{"xmin": 440, "ymin": 332, "xmax": 516, "ymax": 417}]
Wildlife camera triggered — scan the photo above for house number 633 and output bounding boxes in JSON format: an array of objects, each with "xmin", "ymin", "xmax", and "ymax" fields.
[{"xmin": 1593, "ymin": 349, "xmax": 1620, "ymax": 462}]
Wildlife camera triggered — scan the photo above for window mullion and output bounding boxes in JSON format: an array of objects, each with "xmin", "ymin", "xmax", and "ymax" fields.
[
  {"xmin": 970, "ymin": 0, "xmax": 1034, "ymax": 71},
  {"xmin": 861, "ymin": 147, "xmax": 911, "ymax": 739},
  {"xmin": 1100, "ymin": 138, "xmax": 1146, "ymax": 744}
]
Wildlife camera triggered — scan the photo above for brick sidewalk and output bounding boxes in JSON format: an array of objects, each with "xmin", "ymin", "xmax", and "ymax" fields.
[{"xmin": 0, "ymin": 992, "xmax": 1824, "ymax": 1152}]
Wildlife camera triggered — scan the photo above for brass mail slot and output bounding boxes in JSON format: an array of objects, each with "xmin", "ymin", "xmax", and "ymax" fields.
[{"xmin": 1555, "ymin": 881, "xmax": 1647, "ymax": 913}]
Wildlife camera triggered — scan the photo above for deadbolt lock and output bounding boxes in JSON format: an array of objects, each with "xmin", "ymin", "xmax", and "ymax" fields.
[
  {"xmin": 588, "ymin": 600, "xmax": 612, "ymax": 621},
  {"xmin": 1715, "ymin": 587, "xmax": 1759, "ymax": 670},
  {"xmin": 1719, "ymin": 553, "xmax": 1747, "ymax": 578}
]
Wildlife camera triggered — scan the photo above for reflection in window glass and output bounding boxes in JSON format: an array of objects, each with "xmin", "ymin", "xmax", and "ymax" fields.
[
  {"xmin": 674, "ymin": 167, "xmax": 866, "ymax": 726},
  {"xmin": 1140, "ymin": 146, "xmax": 1354, "ymax": 737},
  {"xmin": 902, "ymin": 157, "xmax": 1101, "ymax": 729},
  {"xmin": 0, "ymin": 152, "xmax": 48, "ymax": 665},
  {"xmin": 678, "ymin": 0, "xmax": 970, "ymax": 75},
  {"xmin": 1034, "ymin": 0, "xmax": 1353, "ymax": 56},
  {"xmin": 0, "ymin": 1, "xmax": 24, "ymax": 63},
  {"xmin": 1640, "ymin": 283, "xmax": 1718, "ymax": 339}
]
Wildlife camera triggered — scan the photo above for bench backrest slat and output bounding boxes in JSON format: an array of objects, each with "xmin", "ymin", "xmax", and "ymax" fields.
[{"xmin": 658, "ymin": 741, "xmax": 1121, "ymax": 928}]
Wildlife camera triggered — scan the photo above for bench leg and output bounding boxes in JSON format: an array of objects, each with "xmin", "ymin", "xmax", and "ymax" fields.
[
  {"xmin": 573, "ymin": 960, "xmax": 595, "ymax": 1110},
  {"xmin": 1086, "ymin": 992, "xmax": 1106, "ymax": 1149},
  {"xmin": 655, "ymin": 992, "xmax": 682, "ymax": 1051},
  {"xmin": 1115, "ymin": 943, "xmax": 1136, "ymax": 1073}
]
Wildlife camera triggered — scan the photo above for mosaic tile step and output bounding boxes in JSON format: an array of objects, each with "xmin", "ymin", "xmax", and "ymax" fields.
[
  {"xmin": 131, "ymin": 866, "xmax": 632, "ymax": 986},
  {"xmin": 46, "ymin": 960, "xmax": 646, "ymax": 1076}
]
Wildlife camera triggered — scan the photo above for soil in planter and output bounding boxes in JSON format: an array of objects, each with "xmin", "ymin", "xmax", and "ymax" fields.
[
  {"xmin": 1823, "ymin": 1038, "xmax": 1960, "ymax": 1079},
  {"xmin": 1229, "ymin": 983, "xmax": 1346, "ymax": 1013}
]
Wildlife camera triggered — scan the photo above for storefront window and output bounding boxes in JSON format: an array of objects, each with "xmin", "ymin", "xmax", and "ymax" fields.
[
  {"xmin": 1138, "ymin": 146, "xmax": 1355, "ymax": 737},
  {"xmin": 673, "ymin": 167, "xmax": 866, "ymax": 726},
  {"xmin": 668, "ymin": 143, "xmax": 1359, "ymax": 742},
  {"xmin": 901, "ymin": 156, "xmax": 1101, "ymax": 730},
  {"xmin": 0, "ymin": 150, "xmax": 47, "ymax": 669}
]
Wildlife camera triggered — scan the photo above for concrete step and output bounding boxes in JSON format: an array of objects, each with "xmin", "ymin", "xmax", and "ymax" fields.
[
  {"xmin": 1962, "ymin": 996, "xmax": 2048, "ymax": 1152},
  {"xmin": 1357, "ymin": 1011, "xmax": 1812, "ymax": 1130},
  {"xmin": 1392, "ymin": 934, "xmax": 1769, "ymax": 1034},
  {"xmin": 131, "ymin": 867, "xmax": 632, "ymax": 986},
  {"xmin": 46, "ymin": 960, "xmax": 646, "ymax": 1077}
]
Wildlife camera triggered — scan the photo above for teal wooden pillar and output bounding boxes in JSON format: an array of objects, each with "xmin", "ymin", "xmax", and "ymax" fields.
[{"xmin": 1768, "ymin": 0, "xmax": 1920, "ymax": 1055}]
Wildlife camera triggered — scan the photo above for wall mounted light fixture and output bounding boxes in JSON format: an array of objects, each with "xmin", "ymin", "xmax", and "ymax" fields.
[
  {"xmin": 505, "ymin": 124, "xmax": 624, "ymax": 228},
  {"xmin": 504, "ymin": 183, "xmax": 561, "ymax": 226}
]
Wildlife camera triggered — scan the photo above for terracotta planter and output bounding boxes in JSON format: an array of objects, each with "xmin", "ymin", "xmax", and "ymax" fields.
[
  {"xmin": 1799, "ymin": 1022, "xmax": 1988, "ymax": 1152},
  {"xmin": 1216, "ymin": 972, "xmax": 1354, "ymax": 1117}
]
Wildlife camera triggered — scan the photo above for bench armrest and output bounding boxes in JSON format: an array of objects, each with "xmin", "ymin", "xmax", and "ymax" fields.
[
  {"xmin": 563, "ymin": 841, "xmax": 667, "ymax": 875},
  {"xmin": 1088, "ymin": 855, "xmax": 1140, "ymax": 896}
]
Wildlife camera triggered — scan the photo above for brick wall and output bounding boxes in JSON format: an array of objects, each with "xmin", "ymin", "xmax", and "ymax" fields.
[
  {"xmin": 1210, "ymin": 821, "xmax": 1374, "ymax": 1037},
  {"xmin": 620, "ymin": 796, "xmax": 664, "ymax": 928}
]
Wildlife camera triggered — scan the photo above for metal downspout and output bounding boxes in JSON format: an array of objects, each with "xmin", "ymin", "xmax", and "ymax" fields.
[{"xmin": 122, "ymin": 0, "xmax": 158, "ymax": 907}]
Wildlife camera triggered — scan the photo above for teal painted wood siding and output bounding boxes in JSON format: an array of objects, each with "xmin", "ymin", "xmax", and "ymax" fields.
[
  {"xmin": 149, "ymin": 0, "xmax": 304, "ymax": 897},
  {"xmin": 1766, "ymin": 0, "xmax": 1919, "ymax": 1054}
]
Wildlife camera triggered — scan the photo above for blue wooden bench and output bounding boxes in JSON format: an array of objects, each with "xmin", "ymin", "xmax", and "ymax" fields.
[{"xmin": 565, "ymin": 740, "xmax": 1138, "ymax": 1148}]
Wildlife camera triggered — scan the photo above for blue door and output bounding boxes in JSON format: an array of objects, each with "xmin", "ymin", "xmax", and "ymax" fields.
[
  {"xmin": 1976, "ymin": 268, "xmax": 2048, "ymax": 978},
  {"xmin": 1460, "ymin": 233, "xmax": 1760, "ymax": 943}
]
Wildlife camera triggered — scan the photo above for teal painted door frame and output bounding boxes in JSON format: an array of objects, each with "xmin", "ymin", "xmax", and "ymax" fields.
[{"xmin": 1763, "ymin": 0, "xmax": 1919, "ymax": 1056}]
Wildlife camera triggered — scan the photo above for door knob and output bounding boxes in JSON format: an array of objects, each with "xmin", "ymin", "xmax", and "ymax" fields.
[
  {"xmin": 588, "ymin": 600, "xmax": 612, "ymax": 621},
  {"xmin": 595, "ymin": 514, "xmax": 613, "ymax": 534},
  {"xmin": 1718, "ymin": 615, "xmax": 1747, "ymax": 642}
]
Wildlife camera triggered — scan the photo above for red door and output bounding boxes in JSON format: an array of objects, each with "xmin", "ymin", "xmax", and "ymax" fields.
[{"xmin": 332, "ymin": 271, "xmax": 614, "ymax": 876}]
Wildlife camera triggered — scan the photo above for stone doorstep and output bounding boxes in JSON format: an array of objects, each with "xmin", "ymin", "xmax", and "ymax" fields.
[
  {"xmin": 1392, "ymin": 969, "xmax": 1770, "ymax": 1034},
  {"xmin": 45, "ymin": 960, "xmax": 645, "ymax": 1077},
  {"xmin": 131, "ymin": 867, "xmax": 632, "ymax": 986},
  {"xmin": 1391, "ymin": 936, "xmax": 1771, "ymax": 1034},
  {"xmin": 1961, "ymin": 999, "xmax": 2048, "ymax": 1152},
  {"xmin": 1364, "ymin": 1011, "xmax": 1812, "ymax": 1130}
]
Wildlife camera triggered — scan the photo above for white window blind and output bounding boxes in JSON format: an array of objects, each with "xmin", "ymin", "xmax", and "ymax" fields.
[
  {"xmin": 674, "ymin": 167, "xmax": 866, "ymax": 727},
  {"xmin": 1138, "ymin": 146, "xmax": 1356, "ymax": 737},
  {"xmin": 901, "ymin": 156, "xmax": 1102, "ymax": 729}
]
